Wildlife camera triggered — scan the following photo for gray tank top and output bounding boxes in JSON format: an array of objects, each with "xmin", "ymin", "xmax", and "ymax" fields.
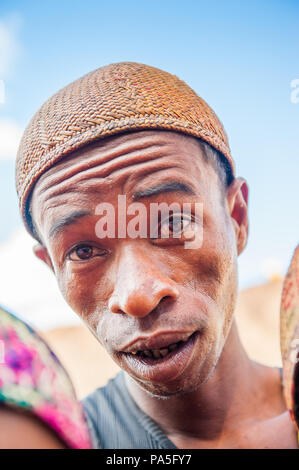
[
  {"xmin": 82, "ymin": 371, "xmax": 177, "ymax": 449},
  {"xmin": 82, "ymin": 368, "xmax": 285, "ymax": 449}
]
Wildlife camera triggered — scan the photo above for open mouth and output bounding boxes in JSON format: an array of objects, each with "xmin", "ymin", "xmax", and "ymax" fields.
[
  {"xmin": 120, "ymin": 330, "xmax": 199, "ymax": 383},
  {"xmin": 124, "ymin": 332, "xmax": 196, "ymax": 362},
  {"xmin": 119, "ymin": 329, "xmax": 200, "ymax": 383}
]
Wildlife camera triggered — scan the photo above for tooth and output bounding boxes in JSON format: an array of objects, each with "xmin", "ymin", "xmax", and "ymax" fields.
[
  {"xmin": 159, "ymin": 348, "xmax": 169, "ymax": 357},
  {"xmin": 152, "ymin": 349, "xmax": 161, "ymax": 359},
  {"xmin": 144, "ymin": 350, "xmax": 152, "ymax": 358},
  {"xmin": 169, "ymin": 343, "xmax": 178, "ymax": 351}
]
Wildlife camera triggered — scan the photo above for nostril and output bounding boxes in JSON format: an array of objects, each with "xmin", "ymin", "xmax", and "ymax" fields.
[
  {"xmin": 109, "ymin": 282, "xmax": 179, "ymax": 317},
  {"xmin": 110, "ymin": 305, "xmax": 124, "ymax": 314},
  {"xmin": 108, "ymin": 295, "xmax": 124, "ymax": 314},
  {"xmin": 156, "ymin": 295, "xmax": 177, "ymax": 311},
  {"xmin": 114, "ymin": 308, "xmax": 124, "ymax": 314}
]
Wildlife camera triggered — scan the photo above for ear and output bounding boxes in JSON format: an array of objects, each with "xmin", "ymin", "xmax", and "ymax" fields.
[
  {"xmin": 226, "ymin": 177, "xmax": 249, "ymax": 256},
  {"xmin": 33, "ymin": 244, "xmax": 55, "ymax": 272}
]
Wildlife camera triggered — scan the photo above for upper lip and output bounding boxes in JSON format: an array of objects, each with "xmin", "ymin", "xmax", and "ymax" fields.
[{"xmin": 120, "ymin": 330, "xmax": 196, "ymax": 353}]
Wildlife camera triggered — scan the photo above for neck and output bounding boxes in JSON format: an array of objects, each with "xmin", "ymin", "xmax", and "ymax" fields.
[{"xmin": 125, "ymin": 321, "xmax": 282, "ymax": 444}]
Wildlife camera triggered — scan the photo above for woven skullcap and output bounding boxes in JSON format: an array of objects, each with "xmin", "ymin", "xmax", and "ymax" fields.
[{"xmin": 15, "ymin": 61, "xmax": 235, "ymax": 237}]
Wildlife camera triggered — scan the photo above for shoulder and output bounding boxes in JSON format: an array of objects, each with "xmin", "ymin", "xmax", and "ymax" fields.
[
  {"xmin": 82, "ymin": 371, "xmax": 148, "ymax": 449},
  {"xmin": 83, "ymin": 371, "xmax": 125, "ymax": 405},
  {"xmin": 81, "ymin": 372, "xmax": 171, "ymax": 449},
  {"xmin": 81, "ymin": 371, "xmax": 126, "ymax": 448},
  {"xmin": 245, "ymin": 362, "xmax": 298, "ymax": 448}
]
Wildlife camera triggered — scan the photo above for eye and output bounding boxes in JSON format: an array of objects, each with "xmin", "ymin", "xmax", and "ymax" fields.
[
  {"xmin": 159, "ymin": 213, "xmax": 195, "ymax": 239},
  {"xmin": 67, "ymin": 244, "xmax": 107, "ymax": 261}
]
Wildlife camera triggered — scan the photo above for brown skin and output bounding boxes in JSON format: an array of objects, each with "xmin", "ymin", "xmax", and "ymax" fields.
[
  {"xmin": 31, "ymin": 130, "xmax": 297, "ymax": 448},
  {"xmin": 0, "ymin": 406, "xmax": 66, "ymax": 449}
]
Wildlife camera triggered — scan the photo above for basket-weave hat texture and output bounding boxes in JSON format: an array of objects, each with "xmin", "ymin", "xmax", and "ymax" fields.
[{"xmin": 15, "ymin": 61, "xmax": 235, "ymax": 236}]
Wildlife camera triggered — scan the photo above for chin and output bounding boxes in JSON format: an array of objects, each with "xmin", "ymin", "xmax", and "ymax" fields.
[
  {"xmin": 121, "ymin": 327, "xmax": 222, "ymax": 398},
  {"xmin": 130, "ymin": 358, "xmax": 217, "ymax": 399}
]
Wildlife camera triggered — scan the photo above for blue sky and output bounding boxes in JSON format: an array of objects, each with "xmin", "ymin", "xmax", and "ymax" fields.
[{"xmin": 0, "ymin": 0, "xmax": 298, "ymax": 295}]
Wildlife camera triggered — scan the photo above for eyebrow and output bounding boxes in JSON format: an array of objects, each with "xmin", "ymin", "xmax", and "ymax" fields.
[
  {"xmin": 49, "ymin": 210, "xmax": 92, "ymax": 239},
  {"xmin": 48, "ymin": 181, "xmax": 195, "ymax": 238},
  {"xmin": 132, "ymin": 180, "xmax": 196, "ymax": 200}
]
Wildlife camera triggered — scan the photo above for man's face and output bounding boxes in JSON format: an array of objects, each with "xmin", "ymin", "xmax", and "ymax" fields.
[{"xmin": 31, "ymin": 130, "xmax": 248, "ymax": 397}]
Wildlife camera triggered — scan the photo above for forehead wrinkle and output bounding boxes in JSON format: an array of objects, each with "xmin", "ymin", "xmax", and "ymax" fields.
[
  {"xmin": 126, "ymin": 162, "xmax": 201, "ymax": 199},
  {"xmin": 33, "ymin": 132, "xmax": 206, "ymax": 230},
  {"xmin": 36, "ymin": 177, "xmax": 106, "ymax": 210},
  {"xmin": 33, "ymin": 130, "xmax": 203, "ymax": 201},
  {"xmin": 34, "ymin": 151, "xmax": 179, "ymax": 209},
  {"xmin": 35, "ymin": 158, "xmax": 202, "ymax": 229},
  {"xmin": 37, "ymin": 195, "xmax": 87, "ymax": 233},
  {"xmin": 40, "ymin": 190, "xmax": 93, "ymax": 215},
  {"xmin": 44, "ymin": 166, "xmax": 192, "ymax": 218},
  {"xmin": 35, "ymin": 140, "xmax": 172, "ymax": 196}
]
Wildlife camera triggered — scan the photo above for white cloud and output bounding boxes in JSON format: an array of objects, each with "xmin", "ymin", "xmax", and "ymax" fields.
[
  {"xmin": 0, "ymin": 16, "xmax": 23, "ymax": 159},
  {"xmin": 0, "ymin": 118, "xmax": 23, "ymax": 160},
  {"xmin": 0, "ymin": 15, "xmax": 21, "ymax": 78},
  {"xmin": 0, "ymin": 228, "xmax": 80, "ymax": 330}
]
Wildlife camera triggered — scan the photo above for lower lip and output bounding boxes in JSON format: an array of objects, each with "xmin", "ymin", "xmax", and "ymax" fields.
[{"xmin": 120, "ymin": 331, "xmax": 199, "ymax": 384}]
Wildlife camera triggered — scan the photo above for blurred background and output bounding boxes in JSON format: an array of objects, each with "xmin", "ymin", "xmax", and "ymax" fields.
[{"xmin": 0, "ymin": 0, "xmax": 298, "ymax": 398}]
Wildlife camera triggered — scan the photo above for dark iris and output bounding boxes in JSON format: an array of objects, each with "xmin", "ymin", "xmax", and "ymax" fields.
[
  {"xmin": 163, "ymin": 215, "xmax": 188, "ymax": 237},
  {"xmin": 76, "ymin": 245, "xmax": 93, "ymax": 260},
  {"xmin": 169, "ymin": 215, "xmax": 183, "ymax": 233}
]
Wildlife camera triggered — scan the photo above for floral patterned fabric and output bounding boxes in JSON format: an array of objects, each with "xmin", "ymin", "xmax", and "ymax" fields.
[{"xmin": 0, "ymin": 306, "xmax": 92, "ymax": 449}]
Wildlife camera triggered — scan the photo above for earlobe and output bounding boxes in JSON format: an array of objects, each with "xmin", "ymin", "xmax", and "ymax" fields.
[
  {"xmin": 33, "ymin": 244, "xmax": 54, "ymax": 272},
  {"xmin": 227, "ymin": 177, "xmax": 249, "ymax": 255}
]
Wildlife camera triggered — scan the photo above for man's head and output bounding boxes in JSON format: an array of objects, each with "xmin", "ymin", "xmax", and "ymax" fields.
[{"xmin": 15, "ymin": 62, "xmax": 249, "ymax": 397}]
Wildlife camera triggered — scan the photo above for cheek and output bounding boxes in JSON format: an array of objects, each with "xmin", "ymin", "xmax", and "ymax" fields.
[
  {"xmin": 56, "ymin": 264, "xmax": 111, "ymax": 331},
  {"xmin": 57, "ymin": 267, "xmax": 131, "ymax": 354},
  {"xmin": 184, "ymin": 219, "xmax": 238, "ymax": 337}
]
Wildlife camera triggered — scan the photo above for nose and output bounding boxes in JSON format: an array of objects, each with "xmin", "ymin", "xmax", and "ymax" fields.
[{"xmin": 108, "ymin": 245, "xmax": 179, "ymax": 318}]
